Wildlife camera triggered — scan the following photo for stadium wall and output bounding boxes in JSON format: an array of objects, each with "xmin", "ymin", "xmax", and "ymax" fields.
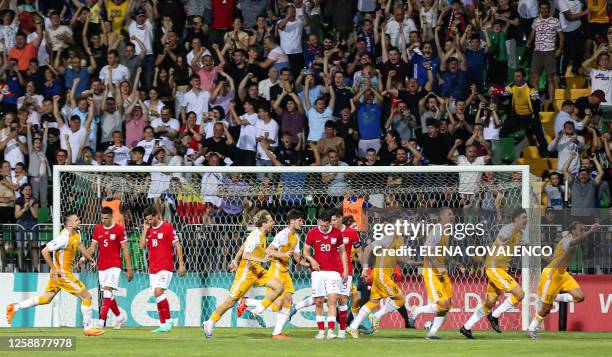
[{"xmin": 1, "ymin": 273, "xmax": 611, "ymax": 331}]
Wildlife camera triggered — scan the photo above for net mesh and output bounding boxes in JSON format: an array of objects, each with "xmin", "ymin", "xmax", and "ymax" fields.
[{"xmin": 53, "ymin": 167, "xmax": 540, "ymax": 330}]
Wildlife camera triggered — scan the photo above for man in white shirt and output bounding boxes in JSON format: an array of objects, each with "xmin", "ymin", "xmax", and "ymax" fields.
[
  {"xmin": 151, "ymin": 107, "xmax": 180, "ymax": 141},
  {"xmin": 557, "ymin": 0, "xmax": 589, "ymax": 80},
  {"xmin": 229, "ymin": 99, "xmax": 258, "ymax": 166},
  {"xmin": 53, "ymin": 96, "xmax": 94, "ymax": 163},
  {"xmin": 448, "ymin": 142, "xmax": 491, "ymax": 195},
  {"xmin": 255, "ymin": 102, "xmax": 279, "ymax": 167},
  {"xmin": 46, "ymin": 11, "xmax": 74, "ymax": 53},
  {"xmin": 583, "ymin": 48, "xmax": 612, "ymax": 104},
  {"xmin": 99, "ymin": 50, "xmax": 131, "ymax": 86},
  {"xmin": 277, "ymin": 4, "xmax": 307, "ymax": 79},
  {"xmin": 106, "ymin": 131, "xmax": 130, "ymax": 166},
  {"xmin": 182, "ymin": 76, "xmax": 210, "ymax": 125},
  {"xmin": 385, "ymin": 5, "xmax": 417, "ymax": 49},
  {"xmin": 128, "ymin": 8, "xmax": 156, "ymax": 90},
  {"xmin": 258, "ymin": 67, "xmax": 279, "ymax": 101}
]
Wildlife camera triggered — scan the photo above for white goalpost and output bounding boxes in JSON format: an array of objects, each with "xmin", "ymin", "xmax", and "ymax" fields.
[{"xmin": 52, "ymin": 165, "xmax": 539, "ymax": 330}]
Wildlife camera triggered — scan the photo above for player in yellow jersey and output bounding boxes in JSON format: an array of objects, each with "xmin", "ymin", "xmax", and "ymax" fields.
[
  {"xmin": 203, "ymin": 210, "xmax": 284, "ymax": 338},
  {"xmin": 527, "ymin": 222, "xmax": 599, "ymax": 339},
  {"xmin": 461, "ymin": 208, "xmax": 528, "ymax": 339},
  {"xmin": 410, "ymin": 208, "xmax": 465, "ymax": 339},
  {"xmin": 6, "ymin": 212, "xmax": 104, "ymax": 336},
  {"xmin": 235, "ymin": 209, "xmax": 310, "ymax": 339},
  {"xmin": 346, "ymin": 218, "xmax": 413, "ymax": 338}
]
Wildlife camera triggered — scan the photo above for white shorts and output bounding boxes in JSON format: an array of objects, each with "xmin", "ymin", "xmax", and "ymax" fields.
[
  {"xmin": 149, "ymin": 270, "xmax": 173, "ymax": 290},
  {"xmin": 340, "ymin": 275, "xmax": 353, "ymax": 296},
  {"xmin": 98, "ymin": 267, "xmax": 122, "ymax": 290},
  {"xmin": 311, "ymin": 270, "xmax": 342, "ymax": 298}
]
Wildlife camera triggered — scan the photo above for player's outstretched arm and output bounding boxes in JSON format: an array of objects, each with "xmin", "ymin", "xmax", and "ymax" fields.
[
  {"xmin": 570, "ymin": 223, "xmax": 600, "ymax": 248},
  {"xmin": 265, "ymin": 245, "xmax": 292, "ymax": 260},
  {"xmin": 359, "ymin": 243, "xmax": 373, "ymax": 280}
]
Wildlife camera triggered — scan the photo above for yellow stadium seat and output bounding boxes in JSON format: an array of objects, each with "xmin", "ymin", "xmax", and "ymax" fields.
[
  {"xmin": 570, "ymin": 88, "xmax": 590, "ymax": 100},
  {"xmin": 523, "ymin": 146, "xmax": 541, "ymax": 159},
  {"xmin": 540, "ymin": 112, "xmax": 555, "ymax": 137},
  {"xmin": 567, "ymin": 77, "xmax": 587, "ymax": 89},
  {"xmin": 554, "ymin": 88, "xmax": 568, "ymax": 100}
]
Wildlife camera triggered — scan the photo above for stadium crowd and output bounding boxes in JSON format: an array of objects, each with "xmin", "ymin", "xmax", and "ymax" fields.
[{"xmin": 0, "ymin": 0, "xmax": 610, "ymax": 271}]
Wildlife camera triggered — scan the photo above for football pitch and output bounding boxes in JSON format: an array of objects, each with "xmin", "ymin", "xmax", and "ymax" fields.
[{"xmin": 2, "ymin": 328, "xmax": 612, "ymax": 357}]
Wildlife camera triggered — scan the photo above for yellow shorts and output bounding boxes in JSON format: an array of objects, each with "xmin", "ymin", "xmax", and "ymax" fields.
[
  {"xmin": 45, "ymin": 273, "xmax": 86, "ymax": 295},
  {"xmin": 370, "ymin": 268, "xmax": 402, "ymax": 300},
  {"xmin": 266, "ymin": 268, "xmax": 294, "ymax": 295},
  {"xmin": 423, "ymin": 270, "xmax": 453, "ymax": 303},
  {"xmin": 485, "ymin": 268, "xmax": 518, "ymax": 297},
  {"xmin": 537, "ymin": 268, "xmax": 580, "ymax": 305},
  {"xmin": 229, "ymin": 263, "xmax": 272, "ymax": 299}
]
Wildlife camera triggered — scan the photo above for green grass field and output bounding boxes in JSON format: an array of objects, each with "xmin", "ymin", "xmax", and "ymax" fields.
[{"xmin": 2, "ymin": 328, "xmax": 612, "ymax": 357}]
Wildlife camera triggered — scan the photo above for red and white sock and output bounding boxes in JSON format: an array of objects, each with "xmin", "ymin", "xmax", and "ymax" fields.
[
  {"xmin": 315, "ymin": 315, "xmax": 325, "ymax": 331},
  {"xmin": 327, "ymin": 316, "xmax": 336, "ymax": 332},
  {"xmin": 156, "ymin": 294, "xmax": 170, "ymax": 324},
  {"xmin": 338, "ymin": 305, "xmax": 348, "ymax": 331},
  {"xmin": 110, "ymin": 297, "xmax": 121, "ymax": 316},
  {"xmin": 99, "ymin": 290, "xmax": 113, "ymax": 326}
]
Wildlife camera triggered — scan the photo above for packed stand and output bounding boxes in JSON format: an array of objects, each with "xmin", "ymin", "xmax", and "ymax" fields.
[{"xmin": 0, "ymin": 0, "xmax": 610, "ymax": 272}]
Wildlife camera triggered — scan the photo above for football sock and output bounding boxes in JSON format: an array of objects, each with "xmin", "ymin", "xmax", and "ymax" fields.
[
  {"xmin": 316, "ymin": 315, "xmax": 325, "ymax": 331},
  {"xmin": 428, "ymin": 315, "xmax": 447, "ymax": 336},
  {"xmin": 245, "ymin": 298, "xmax": 260, "ymax": 308},
  {"xmin": 338, "ymin": 305, "xmax": 348, "ymax": 330},
  {"xmin": 254, "ymin": 297, "xmax": 273, "ymax": 313},
  {"xmin": 412, "ymin": 303, "xmax": 440, "ymax": 320},
  {"xmin": 272, "ymin": 307, "xmax": 289, "ymax": 336},
  {"xmin": 492, "ymin": 296, "xmax": 515, "ymax": 318},
  {"xmin": 349, "ymin": 305, "xmax": 371, "ymax": 330},
  {"xmin": 110, "ymin": 297, "xmax": 121, "ymax": 316},
  {"xmin": 555, "ymin": 293, "xmax": 574, "ymax": 303},
  {"xmin": 81, "ymin": 299, "xmax": 93, "ymax": 330},
  {"xmin": 100, "ymin": 290, "xmax": 113, "ymax": 324},
  {"xmin": 528, "ymin": 313, "xmax": 544, "ymax": 331},
  {"xmin": 374, "ymin": 298, "xmax": 402, "ymax": 320},
  {"xmin": 327, "ymin": 316, "xmax": 336, "ymax": 332},
  {"xmin": 100, "ymin": 298, "xmax": 111, "ymax": 324},
  {"xmin": 464, "ymin": 305, "xmax": 486, "ymax": 330},
  {"xmin": 295, "ymin": 296, "xmax": 314, "ymax": 310},
  {"xmin": 15, "ymin": 297, "xmax": 40, "ymax": 311},
  {"xmin": 156, "ymin": 294, "xmax": 169, "ymax": 324}
]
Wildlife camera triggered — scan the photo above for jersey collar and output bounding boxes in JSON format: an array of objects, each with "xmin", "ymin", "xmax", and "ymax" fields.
[{"xmin": 152, "ymin": 221, "xmax": 164, "ymax": 229}]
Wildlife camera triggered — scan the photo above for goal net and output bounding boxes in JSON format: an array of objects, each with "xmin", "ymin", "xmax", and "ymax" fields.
[{"xmin": 52, "ymin": 165, "xmax": 541, "ymax": 331}]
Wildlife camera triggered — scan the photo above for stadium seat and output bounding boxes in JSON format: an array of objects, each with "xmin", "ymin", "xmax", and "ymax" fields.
[
  {"xmin": 523, "ymin": 146, "xmax": 540, "ymax": 159},
  {"xmin": 540, "ymin": 112, "xmax": 555, "ymax": 137},
  {"xmin": 567, "ymin": 76, "xmax": 587, "ymax": 89},
  {"xmin": 570, "ymin": 88, "xmax": 590, "ymax": 100}
]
